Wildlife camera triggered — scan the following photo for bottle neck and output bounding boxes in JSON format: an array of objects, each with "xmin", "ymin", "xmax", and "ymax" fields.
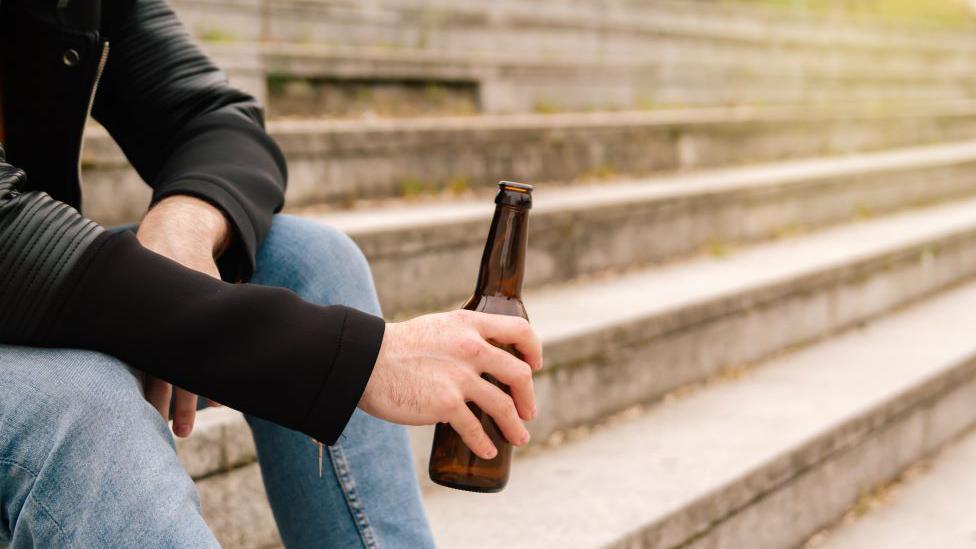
[{"xmin": 475, "ymin": 204, "xmax": 529, "ymax": 298}]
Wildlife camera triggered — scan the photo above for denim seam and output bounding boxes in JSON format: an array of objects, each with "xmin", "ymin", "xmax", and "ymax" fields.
[
  {"xmin": 0, "ymin": 458, "xmax": 73, "ymax": 548},
  {"xmin": 328, "ymin": 445, "xmax": 379, "ymax": 549}
]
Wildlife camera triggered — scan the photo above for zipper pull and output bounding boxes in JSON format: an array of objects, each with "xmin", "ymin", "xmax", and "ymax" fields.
[{"xmin": 310, "ymin": 437, "xmax": 325, "ymax": 478}]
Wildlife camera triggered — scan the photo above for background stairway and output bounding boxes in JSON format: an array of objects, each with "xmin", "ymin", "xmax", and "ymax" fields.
[
  {"xmin": 168, "ymin": 0, "xmax": 976, "ymax": 115},
  {"xmin": 79, "ymin": 0, "xmax": 976, "ymax": 547}
]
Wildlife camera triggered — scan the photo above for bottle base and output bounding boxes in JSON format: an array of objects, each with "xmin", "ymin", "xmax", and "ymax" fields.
[{"xmin": 430, "ymin": 473, "xmax": 507, "ymax": 493}]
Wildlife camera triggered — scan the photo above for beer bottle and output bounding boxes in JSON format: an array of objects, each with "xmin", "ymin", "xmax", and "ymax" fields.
[{"xmin": 428, "ymin": 180, "xmax": 533, "ymax": 493}]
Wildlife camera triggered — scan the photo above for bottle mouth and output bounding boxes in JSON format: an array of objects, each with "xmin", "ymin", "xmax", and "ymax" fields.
[
  {"xmin": 500, "ymin": 181, "xmax": 534, "ymax": 193},
  {"xmin": 496, "ymin": 181, "xmax": 533, "ymax": 208}
]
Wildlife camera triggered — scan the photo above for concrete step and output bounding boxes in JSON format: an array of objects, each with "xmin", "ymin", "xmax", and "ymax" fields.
[
  {"xmin": 80, "ymin": 102, "xmax": 976, "ymax": 225},
  {"xmin": 809, "ymin": 427, "xmax": 976, "ymax": 549},
  {"xmin": 425, "ymin": 278, "xmax": 976, "ymax": 548},
  {"xmin": 171, "ymin": 0, "xmax": 976, "ymax": 61},
  {"xmin": 180, "ymin": 195, "xmax": 976, "ymax": 546},
  {"xmin": 171, "ymin": 0, "xmax": 976, "ymax": 118},
  {"xmin": 316, "ymin": 140, "xmax": 976, "ymax": 316},
  {"xmin": 205, "ymin": 42, "xmax": 976, "ymax": 117}
]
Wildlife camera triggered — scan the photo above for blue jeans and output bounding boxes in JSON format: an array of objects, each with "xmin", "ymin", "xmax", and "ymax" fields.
[{"xmin": 0, "ymin": 215, "xmax": 435, "ymax": 548}]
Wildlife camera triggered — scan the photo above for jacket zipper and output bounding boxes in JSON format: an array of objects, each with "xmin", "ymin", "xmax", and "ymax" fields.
[{"xmin": 75, "ymin": 40, "xmax": 110, "ymax": 196}]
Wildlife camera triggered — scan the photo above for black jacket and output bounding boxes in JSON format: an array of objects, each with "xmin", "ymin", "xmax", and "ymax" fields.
[{"xmin": 0, "ymin": 0, "xmax": 383, "ymax": 444}]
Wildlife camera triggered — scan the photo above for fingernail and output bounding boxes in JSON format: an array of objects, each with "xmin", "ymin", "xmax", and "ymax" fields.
[
  {"xmin": 521, "ymin": 432, "xmax": 531, "ymax": 445},
  {"xmin": 175, "ymin": 424, "xmax": 189, "ymax": 437},
  {"xmin": 485, "ymin": 446, "xmax": 497, "ymax": 459}
]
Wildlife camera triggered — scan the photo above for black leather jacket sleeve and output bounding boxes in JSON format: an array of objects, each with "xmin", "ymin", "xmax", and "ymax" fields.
[
  {"xmin": 0, "ymin": 149, "xmax": 381, "ymax": 445},
  {"xmin": 92, "ymin": 0, "xmax": 287, "ymax": 282}
]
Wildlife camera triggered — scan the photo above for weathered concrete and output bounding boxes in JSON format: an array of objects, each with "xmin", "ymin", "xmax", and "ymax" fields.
[
  {"xmin": 80, "ymin": 102, "xmax": 976, "ymax": 224},
  {"xmin": 319, "ymin": 140, "xmax": 976, "ymax": 316},
  {"xmin": 520, "ymin": 197, "xmax": 976, "ymax": 442},
  {"xmin": 815, "ymin": 429, "xmax": 976, "ymax": 549},
  {"xmin": 195, "ymin": 463, "xmax": 282, "ymax": 549},
  {"xmin": 204, "ymin": 42, "xmax": 976, "ymax": 116},
  {"xmin": 425, "ymin": 280, "xmax": 976, "ymax": 548},
  {"xmin": 174, "ymin": 407, "xmax": 256, "ymax": 480},
  {"xmin": 172, "ymin": 0, "xmax": 976, "ymax": 63},
  {"xmin": 166, "ymin": 0, "xmax": 976, "ymax": 117}
]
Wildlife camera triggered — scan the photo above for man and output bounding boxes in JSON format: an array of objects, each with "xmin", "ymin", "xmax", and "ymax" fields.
[{"xmin": 0, "ymin": 0, "xmax": 542, "ymax": 547}]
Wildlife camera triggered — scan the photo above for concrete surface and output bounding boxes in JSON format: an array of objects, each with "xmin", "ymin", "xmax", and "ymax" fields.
[
  {"xmin": 196, "ymin": 463, "xmax": 282, "ymax": 548},
  {"xmin": 80, "ymin": 102, "xmax": 976, "ymax": 224},
  {"xmin": 204, "ymin": 42, "xmax": 976, "ymax": 116},
  {"xmin": 172, "ymin": 0, "xmax": 976, "ymax": 62},
  {"xmin": 165, "ymin": 0, "xmax": 976, "ymax": 117},
  {"xmin": 815, "ymin": 429, "xmax": 976, "ymax": 549},
  {"xmin": 425, "ymin": 280, "xmax": 976, "ymax": 548},
  {"xmin": 315, "ymin": 140, "xmax": 976, "ymax": 315},
  {"xmin": 174, "ymin": 406, "xmax": 256, "ymax": 480}
]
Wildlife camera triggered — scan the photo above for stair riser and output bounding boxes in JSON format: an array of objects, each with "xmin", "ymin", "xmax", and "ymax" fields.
[
  {"xmin": 241, "ymin": 53, "xmax": 975, "ymax": 117},
  {"xmin": 532, "ymin": 231, "xmax": 976, "ymax": 442},
  {"xmin": 172, "ymin": 0, "xmax": 976, "ymax": 66},
  {"xmin": 170, "ymin": 0, "xmax": 976, "ymax": 118},
  {"xmin": 358, "ymin": 161, "xmax": 976, "ymax": 316},
  {"xmin": 196, "ymin": 463, "xmax": 280, "ymax": 549},
  {"xmin": 80, "ymin": 110, "xmax": 976, "ymax": 225},
  {"xmin": 618, "ymin": 358, "xmax": 976, "ymax": 548},
  {"xmin": 176, "ymin": 407, "xmax": 256, "ymax": 480}
]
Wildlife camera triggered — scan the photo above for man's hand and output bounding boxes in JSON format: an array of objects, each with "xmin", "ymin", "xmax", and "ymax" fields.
[
  {"xmin": 359, "ymin": 310, "xmax": 543, "ymax": 460},
  {"xmin": 136, "ymin": 195, "xmax": 231, "ymax": 437}
]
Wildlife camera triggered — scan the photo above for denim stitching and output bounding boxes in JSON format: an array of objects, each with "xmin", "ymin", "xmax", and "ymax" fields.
[
  {"xmin": 0, "ymin": 458, "xmax": 73, "ymax": 548},
  {"xmin": 328, "ymin": 445, "xmax": 380, "ymax": 549}
]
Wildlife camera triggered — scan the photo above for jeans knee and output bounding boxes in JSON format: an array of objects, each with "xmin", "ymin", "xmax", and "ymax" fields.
[
  {"xmin": 0, "ymin": 347, "xmax": 163, "ymax": 467},
  {"xmin": 254, "ymin": 215, "xmax": 381, "ymax": 314}
]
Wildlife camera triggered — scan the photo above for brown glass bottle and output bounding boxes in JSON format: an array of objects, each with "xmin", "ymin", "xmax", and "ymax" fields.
[{"xmin": 428, "ymin": 181, "xmax": 533, "ymax": 493}]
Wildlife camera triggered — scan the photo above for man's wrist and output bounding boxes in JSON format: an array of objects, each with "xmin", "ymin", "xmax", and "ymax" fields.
[{"xmin": 146, "ymin": 195, "xmax": 232, "ymax": 258}]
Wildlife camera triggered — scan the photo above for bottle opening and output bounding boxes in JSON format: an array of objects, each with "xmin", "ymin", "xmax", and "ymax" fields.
[
  {"xmin": 496, "ymin": 181, "xmax": 533, "ymax": 208},
  {"xmin": 499, "ymin": 181, "xmax": 533, "ymax": 193}
]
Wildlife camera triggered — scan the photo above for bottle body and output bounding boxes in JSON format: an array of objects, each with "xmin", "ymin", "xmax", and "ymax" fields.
[
  {"xmin": 428, "ymin": 295, "xmax": 528, "ymax": 492},
  {"xmin": 428, "ymin": 181, "xmax": 532, "ymax": 493}
]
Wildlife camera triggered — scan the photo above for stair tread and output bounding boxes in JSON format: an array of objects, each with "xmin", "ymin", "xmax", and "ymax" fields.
[
  {"xmin": 264, "ymin": 100, "xmax": 976, "ymax": 132},
  {"xmin": 424, "ymin": 278, "xmax": 976, "ymax": 549},
  {"xmin": 316, "ymin": 139, "xmax": 976, "ymax": 234},
  {"xmin": 817, "ymin": 429, "xmax": 976, "ymax": 549},
  {"xmin": 207, "ymin": 41, "xmax": 976, "ymax": 78},
  {"xmin": 517, "ymin": 196, "xmax": 976, "ymax": 343}
]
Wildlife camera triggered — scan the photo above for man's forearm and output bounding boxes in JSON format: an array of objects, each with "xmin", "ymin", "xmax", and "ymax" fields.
[
  {"xmin": 0, "ymin": 158, "xmax": 383, "ymax": 444},
  {"xmin": 137, "ymin": 194, "xmax": 234, "ymax": 436},
  {"xmin": 43, "ymin": 232, "xmax": 384, "ymax": 444},
  {"xmin": 144, "ymin": 195, "xmax": 231, "ymax": 255},
  {"xmin": 138, "ymin": 195, "xmax": 231, "ymax": 279}
]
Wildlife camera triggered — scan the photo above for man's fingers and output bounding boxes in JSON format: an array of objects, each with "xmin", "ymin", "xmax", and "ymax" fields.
[
  {"xmin": 466, "ymin": 377, "xmax": 530, "ymax": 446},
  {"xmin": 449, "ymin": 407, "xmax": 497, "ymax": 460},
  {"xmin": 143, "ymin": 376, "xmax": 172, "ymax": 422},
  {"xmin": 475, "ymin": 345, "xmax": 536, "ymax": 421},
  {"xmin": 172, "ymin": 388, "xmax": 198, "ymax": 438},
  {"xmin": 467, "ymin": 313, "xmax": 543, "ymax": 371}
]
